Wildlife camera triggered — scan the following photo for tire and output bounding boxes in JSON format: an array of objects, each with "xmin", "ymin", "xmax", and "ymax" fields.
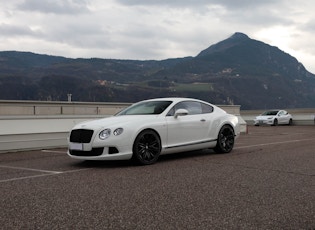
[
  {"xmin": 288, "ymin": 119, "xmax": 293, "ymax": 126},
  {"xmin": 132, "ymin": 130, "xmax": 161, "ymax": 165},
  {"xmin": 272, "ymin": 119, "xmax": 278, "ymax": 126},
  {"xmin": 214, "ymin": 125, "xmax": 235, "ymax": 153}
]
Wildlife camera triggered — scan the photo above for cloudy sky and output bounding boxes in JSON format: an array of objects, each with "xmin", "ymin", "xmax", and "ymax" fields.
[{"xmin": 1, "ymin": 0, "xmax": 315, "ymax": 73}]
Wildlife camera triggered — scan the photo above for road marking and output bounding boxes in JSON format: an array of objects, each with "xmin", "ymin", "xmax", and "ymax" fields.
[
  {"xmin": 41, "ymin": 150, "xmax": 67, "ymax": 154},
  {"xmin": 0, "ymin": 165, "xmax": 62, "ymax": 174},
  {"xmin": 2, "ymin": 137, "xmax": 314, "ymax": 183},
  {"xmin": 0, "ymin": 167, "xmax": 89, "ymax": 183},
  {"xmin": 235, "ymin": 137, "xmax": 315, "ymax": 149},
  {"xmin": 0, "ymin": 173, "xmax": 59, "ymax": 183}
]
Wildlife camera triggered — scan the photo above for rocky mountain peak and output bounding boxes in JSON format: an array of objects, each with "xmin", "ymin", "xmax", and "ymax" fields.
[
  {"xmin": 197, "ymin": 32, "xmax": 250, "ymax": 57},
  {"xmin": 229, "ymin": 32, "xmax": 250, "ymax": 40}
]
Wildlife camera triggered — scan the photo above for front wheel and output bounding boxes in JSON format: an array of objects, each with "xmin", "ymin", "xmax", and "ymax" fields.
[
  {"xmin": 132, "ymin": 130, "xmax": 161, "ymax": 165},
  {"xmin": 288, "ymin": 119, "xmax": 293, "ymax": 126},
  {"xmin": 214, "ymin": 125, "xmax": 235, "ymax": 153},
  {"xmin": 272, "ymin": 119, "xmax": 278, "ymax": 126}
]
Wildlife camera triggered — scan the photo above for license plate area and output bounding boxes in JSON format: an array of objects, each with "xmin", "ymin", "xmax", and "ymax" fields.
[{"xmin": 70, "ymin": 143, "xmax": 83, "ymax": 151}]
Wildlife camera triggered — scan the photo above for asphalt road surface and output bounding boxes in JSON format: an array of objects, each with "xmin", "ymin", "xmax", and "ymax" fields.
[{"xmin": 0, "ymin": 126, "xmax": 314, "ymax": 229}]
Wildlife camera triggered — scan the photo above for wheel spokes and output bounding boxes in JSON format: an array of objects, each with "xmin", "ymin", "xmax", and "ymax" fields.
[
  {"xmin": 221, "ymin": 130, "xmax": 234, "ymax": 151},
  {"xmin": 137, "ymin": 134, "xmax": 159, "ymax": 161}
]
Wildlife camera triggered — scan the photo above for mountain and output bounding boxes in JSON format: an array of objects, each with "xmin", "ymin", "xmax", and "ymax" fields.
[{"xmin": 0, "ymin": 32, "xmax": 315, "ymax": 109}]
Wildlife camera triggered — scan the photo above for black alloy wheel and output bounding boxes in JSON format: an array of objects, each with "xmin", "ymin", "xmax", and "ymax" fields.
[
  {"xmin": 214, "ymin": 125, "xmax": 235, "ymax": 153},
  {"xmin": 273, "ymin": 119, "xmax": 278, "ymax": 126},
  {"xmin": 132, "ymin": 130, "xmax": 161, "ymax": 165}
]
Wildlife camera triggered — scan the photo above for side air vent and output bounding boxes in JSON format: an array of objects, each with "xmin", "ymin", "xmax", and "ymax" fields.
[{"xmin": 109, "ymin": 147, "xmax": 119, "ymax": 154}]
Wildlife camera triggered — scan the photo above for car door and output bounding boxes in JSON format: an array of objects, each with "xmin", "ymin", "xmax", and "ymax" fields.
[
  {"xmin": 278, "ymin": 110, "xmax": 289, "ymax": 124},
  {"xmin": 165, "ymin": 101, "xmax": 213, "ymax": 148}
]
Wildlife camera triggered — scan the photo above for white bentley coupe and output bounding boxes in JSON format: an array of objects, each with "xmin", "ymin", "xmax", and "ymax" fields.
[{"xmin": 67, "ymin": 98, "xmax": 240, "ymax": 165}]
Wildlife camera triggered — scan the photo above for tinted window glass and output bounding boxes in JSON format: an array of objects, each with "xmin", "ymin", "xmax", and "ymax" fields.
[
  {"xmin": 185, "ymin": 101, "xmax": 202, "ymax": 115},
  {"xmin": 116, "ymin": 101, "xmax": 172, "ymax": 115},
  {"xmin": 201, "ymin": 102, "xmax": 213, "ymax": 113},
  {"xmin": 262, "ymin": 110, "xmax": 279, "ymax": 116},
  {"xmin": 167, "ymin": 101, "xmax": 202, "ymax": 116}
]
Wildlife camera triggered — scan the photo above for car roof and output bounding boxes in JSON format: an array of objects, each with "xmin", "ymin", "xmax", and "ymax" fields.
[{"xmin": 142, "ymin": 97, "xmax": 210, "ymax": 104}]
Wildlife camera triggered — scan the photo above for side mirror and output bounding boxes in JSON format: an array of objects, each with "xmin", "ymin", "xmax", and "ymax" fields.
[{"xmin": 174, "ymin": 109, "xmax": 188, "ymax": 118}]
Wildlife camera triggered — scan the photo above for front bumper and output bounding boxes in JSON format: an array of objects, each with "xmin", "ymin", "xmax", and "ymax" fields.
[
  {"xmin": 67, "ymin": 144, "xmax": 133, "ymax": 160},
  {"xmin": 68, "ymin": 128, "xmax": 134, "ymax": 160},
  {"xmin": 254, "ymin": 119, "xmax": 274, "ymax": 125}
]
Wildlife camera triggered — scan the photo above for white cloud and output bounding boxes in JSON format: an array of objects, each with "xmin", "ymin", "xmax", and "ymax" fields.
[
  {"xmin": 0, "ymin": 0, "xmax": 314, "ymax": 73},
  {"xmin": 17, "ymin": 0, "xmax": 90, "ymax": 14}
]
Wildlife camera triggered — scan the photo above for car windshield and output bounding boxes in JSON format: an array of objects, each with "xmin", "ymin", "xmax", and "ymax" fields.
[
  {"xmin": 261, "ymin": 110, "xmax": 279, "ymax": 116},
  {"xmin": 116, "ymin": 100, "xmax": 173, "ymax": 116}
]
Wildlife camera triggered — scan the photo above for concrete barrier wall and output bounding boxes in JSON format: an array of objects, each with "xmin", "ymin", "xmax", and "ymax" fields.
[
  {"xmin": 0, "ymin": 100, "xmax": 133, "ymax": 152},
  {"xmin": 0, "ymin": 115, "xmax": 107, "ymax": 153}
]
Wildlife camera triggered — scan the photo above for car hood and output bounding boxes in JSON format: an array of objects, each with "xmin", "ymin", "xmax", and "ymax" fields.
[{"xmin": 72, "ymin": 115, "xmax": 158, "ymax": 130}]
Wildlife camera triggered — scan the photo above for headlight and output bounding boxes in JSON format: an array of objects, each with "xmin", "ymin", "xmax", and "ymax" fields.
[
  {"xmin": 99, "ymin": 129, "xmax": 111, "ymax": 140},
  {"xmin": 113, "ymin": 128, "xmax": 124, "ymax": 136}
]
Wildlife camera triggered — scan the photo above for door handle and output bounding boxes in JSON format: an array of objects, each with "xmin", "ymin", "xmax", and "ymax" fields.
[{"xmin": 200, "ymin": 119, "xmax": 206, "ymax": 122}]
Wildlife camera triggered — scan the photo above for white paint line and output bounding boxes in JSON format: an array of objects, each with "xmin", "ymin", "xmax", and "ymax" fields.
[
  {"xmin": 0, "ymin": 168, "xmax": 90, "ymax": 183},
  {"xmin": 0, "ymin": 165, "xmax": 62, "ymax": 174},
  {"xmin": 235, "ymin": 138, "xmax": 315, "ymax": 149},
  {"xmin": 41, "ymin": 150, "xmax": 67, "ymax": 154},
  {"xmin": 0, "ymin": 173, "xmax": 58, "ymax": 183}
]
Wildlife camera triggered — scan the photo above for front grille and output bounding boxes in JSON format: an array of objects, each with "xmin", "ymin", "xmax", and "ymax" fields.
[
  {"xmin": 70, "ymin": 129, "xmax": 94, "ymax": 143},
  {"xmin": 69, "ymin": 148, "xmax": 104, "ymax": 157}
]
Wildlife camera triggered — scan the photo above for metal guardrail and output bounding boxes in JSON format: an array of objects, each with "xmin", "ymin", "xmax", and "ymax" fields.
[{"xmin": 0, "ymin": 100, "xmax": 131, "ymax": 116}]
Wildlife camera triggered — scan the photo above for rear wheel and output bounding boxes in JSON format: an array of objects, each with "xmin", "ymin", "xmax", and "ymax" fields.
[
  {"xmin": 132, "ymin": 130, "xmax": 161, "ymax": 165},
  {"xmin": 214, "ymin": 125, "xmax": 235, "ymax": 153},
  {"xmin": 272, "ymin": 119, "xmax": 278, "ymax": 126}
]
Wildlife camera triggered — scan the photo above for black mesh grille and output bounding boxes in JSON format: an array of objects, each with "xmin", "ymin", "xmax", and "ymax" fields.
[
  {"xmin": 69, "ymin": 148, "xmax": 104, "ymax": 156},
  {"xmin": 70, "ymin": 129, "xmax": 94, "ymax": 143}
]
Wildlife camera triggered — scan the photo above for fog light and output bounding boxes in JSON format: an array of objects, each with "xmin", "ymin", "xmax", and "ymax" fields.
[{"xmin": 113, "ymin": 128, "xmax": 124, "ymax": 136}]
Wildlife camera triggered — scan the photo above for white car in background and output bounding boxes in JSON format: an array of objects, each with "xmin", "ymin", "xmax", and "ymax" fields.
[
  {"xmin": 254, "ymin": 110, "xmax": 293, "ymax": 126},
  {"xmin": 67, "ymin": 97, "xmax": 240, "ymax": 165}
]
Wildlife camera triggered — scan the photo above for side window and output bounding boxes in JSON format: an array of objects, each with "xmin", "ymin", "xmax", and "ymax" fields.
[
  {"xmin": 167, "ymin": 101, "xmax": 202, "ymax": 116},
  {"xmin": 167, "ymin": 107, "xmax": 175, "ymax": 116},
  {"xmin": 201, "ymin": 102, "xmax": 213, "ymax": 114},
  {"xmin": 167, "ymin": 102, "xmax": 187, "ymax": 116},
  {"xmin": 185, "ymin": 101, "xmax": 202, "ymax": 115}
]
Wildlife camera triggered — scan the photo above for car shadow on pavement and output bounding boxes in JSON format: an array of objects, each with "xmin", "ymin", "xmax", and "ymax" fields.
[
  {"xmin": 73, "ymin": 159, "xmax": 133, "ymax": 168},
  {"xmin": 70, "ymin": 149, "xmax": 216, "ymax": 168},
  {"xmin": 158, "ymin": 149, "xmax": 216, "ymax": 163}
]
